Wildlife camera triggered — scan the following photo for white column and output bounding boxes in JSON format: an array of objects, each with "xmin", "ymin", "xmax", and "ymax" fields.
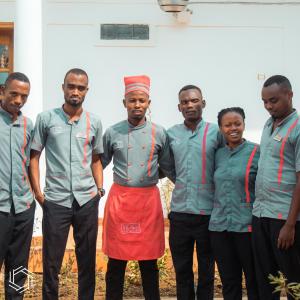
[
  {"xmin": 15, "ymin": 0, "xmax": 44, "ymax": 237},
  {"xmin": 14, "ymin": 0, "xmax": 43, "ymax": 122}
]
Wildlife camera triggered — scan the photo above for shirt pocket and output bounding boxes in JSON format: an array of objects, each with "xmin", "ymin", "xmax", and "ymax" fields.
[
  {"xmin": 74, "ymin": 132, "xmax": 96, "ymax": 162},
  {"xmin": 49, "ymin": 126, "xmax": 66, "ymax": 135},
  {"xmin": 76, "ymin": 131, "xmax": 95, "ymax": 143},
  {"xmin": 271, "ymin": 138, "xmax": 283, "ymax": 158}
]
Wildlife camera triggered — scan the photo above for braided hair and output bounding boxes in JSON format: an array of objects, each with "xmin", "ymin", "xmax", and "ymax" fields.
[{"xmin": 217, "ymin": 107, "xmax": 245, "ymax": 127}]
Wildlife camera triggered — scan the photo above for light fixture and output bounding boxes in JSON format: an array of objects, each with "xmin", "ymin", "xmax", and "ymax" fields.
[{"xmin": 158, "ymin": 0, "xmax": 189, "ymax": 13}]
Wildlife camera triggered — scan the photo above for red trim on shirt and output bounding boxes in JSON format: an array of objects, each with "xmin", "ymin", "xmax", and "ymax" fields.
[
  {"xmin": 245, "ymin": 145, "xmax": 258, "ymax": 203},
  {"xmin": 82, "ymin": 112, "xmax": 91, "ymax": 167},
  {"xmin": 278, "ymin": 118, "xmax": 299, "ymax": 186},
  {"xmin": 147, "ymin": 124, "xmax": 156, "ymax": 177},
  {"xmin": 201, "ymin": 123, "xmax": 210, "ymax": 184},
  {"xmin": 21, "ymin": 116, "xmax": 27, "ymax": 182},
  {"xmin": 21, "ymin": 117, "xmax": 32, "ymax": 193}
]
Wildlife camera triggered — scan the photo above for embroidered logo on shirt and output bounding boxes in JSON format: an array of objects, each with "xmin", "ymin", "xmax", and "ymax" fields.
[
  {"xmin": 115, "ymin": 141, "xmax": 124, "ymax": 149},
  {"xmin": 273, "ymin": 134, "xmax": 282, "ymax": 142},
  {"xmin": 76, "ymin": 132, "xmax": 87, "ymax": 139},
  {"xmin": 121, "ymin": 223, "xmax": 141, "ymax": 234},
  {"xmin": 171, "ymin": 138, "xmax": 181, "ymax": 145}
]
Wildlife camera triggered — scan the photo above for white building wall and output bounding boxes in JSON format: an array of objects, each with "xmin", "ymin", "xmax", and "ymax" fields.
[
  {"xmin": 41, "ymin": 0, "xmax": 300, "ymax": 133},
  {"xmin": 2, "ymin": 0, "xmax": 300, "ymax": 131},
  {"xmin": 0, "ymin": 0, "xmax": 15, "ymax": 20},
  {"xmin": 1, "ymin": 0, "xmax": 300, "ymax": 230}
]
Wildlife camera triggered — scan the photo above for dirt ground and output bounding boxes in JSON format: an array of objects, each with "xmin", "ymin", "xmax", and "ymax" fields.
[
  {"xmin": 0, "ymin": 255, "xmax": 225, "ymax": 299},
  {"xmin": 19, "ymin": 270, "xmax": 223, "ymax": 299}
]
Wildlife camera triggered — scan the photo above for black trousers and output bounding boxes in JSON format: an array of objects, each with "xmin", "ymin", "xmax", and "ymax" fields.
[
  {"xmin": 210, "ymin": 231, "xmax": 259, "ymax": 300},
  {"xmin": 105, "ymin": 258, "xmax": 160, "ymax": 300},
  {"xmin": 252, "ymin": 216, "xmax": 300, "ymax": 300},
  {"xmin": 169, "ymin": 212, "xmax": 214, "ymax": 300},
  {"xmin": 0, "ymin": 201, "xmax": 35, "ymax": 300},
  {"xmin": 42, "ymin": 195, "xmax": 99, "ymax": 300}
]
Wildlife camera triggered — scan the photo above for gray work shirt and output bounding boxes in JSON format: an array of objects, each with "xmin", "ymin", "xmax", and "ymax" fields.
[
  {"xmin": 101, "ymin": 120, "xmax": 171, "ymax": 187},
  {"xmin": 167, "ymin": 120, "xmax": 223, "ymax": 215},
  {"xmin": 253, "ymin": 110, "xmax": 300, "ymax": 220},
  {"xmin": 0, "ymin": 106, "xmax": 34, "ymax": 213},
  {"xmin": 31, "ymin": 107, "xmax": 103, "ymax": 207},
  {"xmin": 209, "ymin": 141, "xmax": 260, "ymax": 232}
]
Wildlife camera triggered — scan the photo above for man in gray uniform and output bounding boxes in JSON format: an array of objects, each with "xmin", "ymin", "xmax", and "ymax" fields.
[
  {"xmin": 30, "ymin": 68, "xmax": 104, "ymax": 300},
  {"xmin": 252, "ymin": 75, "xmax": 300, "ymax": 299},
  {"xmin": 167, "ymin": 85, "xmax": 223, "ymax": 300},
  {"xmin": 0, "ymin": 72, "xmax": 35, "ymax": 300},
  {"xmin": 101, "ymin": 75, "xmax": 171, "ymax": 300}
]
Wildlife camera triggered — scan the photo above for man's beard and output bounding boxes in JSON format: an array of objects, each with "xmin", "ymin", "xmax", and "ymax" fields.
[
  {"xmin": 131, "ymin": 114, "xmax": 145, "ymax": 120},
  {"xmin": 65, "ymin": 97, "xmax": 84, "ymax": 107}
]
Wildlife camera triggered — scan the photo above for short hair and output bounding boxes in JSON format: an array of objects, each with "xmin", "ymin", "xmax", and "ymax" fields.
[
  {"xmin": 263, "ymin": 75, "xmax": 292, "ymax": 91},
  {"xmin": 4, "ymin": 72, "xmax": 30, "ymax": 88},
  {"xmin": 178, "ymin": 85, "xmax": 202, "ymax": 97},
  {"xmin": 64, "ymin": 68, "xmax": 89, "ymax": 84},
  {"xmin": 217, "ymin": 107, "xmax": 245, "ymax": 127}
]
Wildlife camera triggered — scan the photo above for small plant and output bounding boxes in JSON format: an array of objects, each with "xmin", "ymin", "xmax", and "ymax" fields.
[
  {"xmin": 59, "ymin": 254, "xmax": 77, "ymax": 297},
  {"xmin": 125, "ymin": 260, "xmax": 141, "ymax": 286},
  {"xmin": 159, "ymin": 178, "xmax": 174, "ymax": 214},
  {"xmin": 60, "ymin": 255, "xmax": 75, "ymax": 277},
  {"xmin": 269, "ymin": 271, "xmax": 300, "ymax": 300},
  {"xmin": 157, "ymin": 249, "xmax": 170, "ymax": 279}
]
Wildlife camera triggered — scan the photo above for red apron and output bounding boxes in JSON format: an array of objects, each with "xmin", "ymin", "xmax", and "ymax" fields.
[{"xmin": 102, "ymin": 183, "xmax": 165, "ymax": 260}]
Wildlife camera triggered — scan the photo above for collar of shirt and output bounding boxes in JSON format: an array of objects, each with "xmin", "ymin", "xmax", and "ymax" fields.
[
  {"xmin": 183, "ymin": 119, "xmax": 205, "ymax": 135},
  {"xmin": 127, "ymin": 119, "xmax": 148, "ymax": 130},
  {"xmin": 0, "ymin": 105, "xmax": 23, "ymax": 126},
  {"xmin": 59, "ymin": 106, "xmax": 84, "ymax": 124},
  {"xmin": 266, "ymin": 109, "xmax": 298, "ymax": 128},
  {"xmin": 225, "ymin": 139, "xmax": 247, "ymax": 155}
]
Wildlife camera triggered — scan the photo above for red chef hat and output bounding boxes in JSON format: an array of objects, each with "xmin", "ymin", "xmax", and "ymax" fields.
[{"xmin": 124, "ymin": 75, "xmax": 150, "ymax": 96}]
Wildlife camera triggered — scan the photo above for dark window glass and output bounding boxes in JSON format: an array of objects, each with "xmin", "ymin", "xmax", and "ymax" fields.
[
  {"xmin": 101, "ymin": 24, "xmax": 149, "ymax": 40},
  {"xmin": 117, "ymin": 24, "xmax": 132, "ymax": 39},
  {"xmin": 101, "ymin": 24, "xmax": 117, "ymax": 40},
  {"xmin": 133, "ymin": 25, "xmax": 149, "ymax": 40}
]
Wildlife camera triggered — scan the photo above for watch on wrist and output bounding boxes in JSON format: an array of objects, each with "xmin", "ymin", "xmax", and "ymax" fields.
[{"xmin": 98, "ymin": 188, "xmax": 105, "ymax": 197}]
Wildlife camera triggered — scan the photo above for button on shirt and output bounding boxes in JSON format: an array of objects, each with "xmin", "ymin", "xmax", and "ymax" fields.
[
  {"xmin": 31, "ymin": 107, "xmax": 103, "ymax": 207},
  {"xmin": 209, "ymin": 141, "xmax": 260, "ymax": 232},
  {"xmin": 0, "ymin": 106, "xmax": 34, "ymax": 214},
  {"xmin": 253, "ymin": 110, "xmax": 300, "ymax": 220},
  {"xmin": 101, "ymin": 120, "xmax": 171, "ymax": 187},
  {"xmin": 168, "ymin": 120, "xmax": 223, "ymax": 215}
]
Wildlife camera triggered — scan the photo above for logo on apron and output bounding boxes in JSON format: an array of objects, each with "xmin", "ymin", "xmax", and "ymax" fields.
[{"xmin": 121, "ymin": 223, "xmax": 141, "ymax": 234}]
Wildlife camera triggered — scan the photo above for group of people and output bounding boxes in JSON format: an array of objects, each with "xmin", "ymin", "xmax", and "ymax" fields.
[{"xmin": 0, "ymin": 69, "xmax": 299, "ymax": 300}]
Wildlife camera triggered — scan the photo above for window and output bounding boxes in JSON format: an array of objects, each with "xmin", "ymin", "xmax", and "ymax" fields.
[
  {"xmin": 0, "ymin": 22, "xmax": 13, "ymax": 97},
  {"xmin": 101, "ymin": 24, "xmax": 149, "ymax": 40}
]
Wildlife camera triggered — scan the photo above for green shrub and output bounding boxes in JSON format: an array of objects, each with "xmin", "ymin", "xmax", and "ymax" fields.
[{"xmin": 269, "ymin": 271, "xmax": 300, "ymax": 300}]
